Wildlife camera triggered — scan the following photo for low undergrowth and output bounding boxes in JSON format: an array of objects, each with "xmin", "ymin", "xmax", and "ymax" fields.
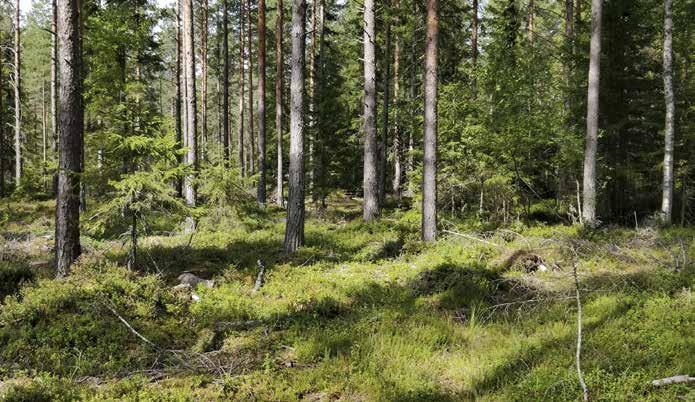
[{"xmin": 0, "ymin": 197, "xmax": 694, "ymax": 401}]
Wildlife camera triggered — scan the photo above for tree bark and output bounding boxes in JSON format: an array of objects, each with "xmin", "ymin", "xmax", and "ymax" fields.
[
  {"xmin": 362, "ymin": 0, "xmax": 379, "ymax": 221},
  {"xmin": 0, "ymin": 52, "xmax": 4, "ymax": 195},
  {"xmin": 527, "ymin": 0, "xmax": 534, "ymax": 44},
  {"xmin": 257, "ymin": 0, "xmax": 267, "ymax": 204},
  {"xmin": 14, "ymin": 0, "xmax": 22, "ymax": 187},
  {"xmin": 284, "ymin": 0, "xmax": 306, "ymax": 252},
  {"xmin": 246, "ymin": 0, "xmax": 255, "ymax": 175},
  {"xmin": 201, "ymin": 0, "xmax": 209, "ymax": 162},
  {"xmin": 183, "ymin": 0, "xmax": 198, "ymax": 214},
  {"xmin": 472, "ymin": 0, "xmax": 478, "ymax": 67},
  {"xmin": 175, "ymin": 0, "xmax": 183, "ymax": 197},
  {"xmin": 51, "ymin": 0, "xmax": 58, "ymax": 154},
  {"xmin": 392, "ymin": 3, "xmax": 401, "ymax": 200},
  {"xmin": 55, "ymin": 0, "xmax": 83, "ymax": 276},
  {"xmin": 275, "ymin": 0, "xmax": 284, "ymax": 207},
  {"xmin": 308, "ymin": 0, "xmax": 317, "ymax": 202},
  {"xmin": 422, "ymin": 0, "xmax": 438, "ymax": 241},
  {"xmin": 238, "ymin": 0, "xmax": 246, "ymax": 176},
  {"xmin": 582, "ymin": 0, "xmax": 602, "ymax": 226},
  {"xmin": 379, "ymin": 19, "xmax": 391, "ymax": 208},
  {"xmin": 661, "ymin": 0, "xmax": 675, "ymax": 224},
  {"xmin": 222, "ymin": 0, "xmax": 230, "ymax": 164}
]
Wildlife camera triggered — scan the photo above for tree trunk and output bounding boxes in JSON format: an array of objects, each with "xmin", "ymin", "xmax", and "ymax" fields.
[
  {"xmin": 284, "ymin": 0, "xmax": 306, "ymax": 252},
  {"xmin": 51, "ymin": 0, "xmax": 58, "ymax": 154},
  {"xmin": 201, "ymin": 0, "xmax": 209, "ymax": 162},
  {"xmin": 0, "ymin": 53, "xmax": 4, "ymax": 195},
  {"xmin": 257, "ymin": 0, "xmax": 267, "ymax": 204},
  {"xmin": 472, "ymin": 0, "xmax": 478, "ymax": 67},
  {"xmin": 246, "ymin": 0, "xmax": 255, "ymax": 175},
  {"xmin": 661, "ymin": 0, "xmax": 675, "ymax": 224},
  {"xmin": 392, "ymin": 4, "xmax": 401, "ymax": 200},
  {"xmin": 362, "ymin": 0, "xmax": 379, "ymax": 221},
  {"xmin": 42, "ymin": 82, "xmax": 47, "ymax": 187},
  {"xmin": 379, "ymin": 19, "xmax": 391, "ymax": 208},
  {"xmin": 527, "ymin": 0, "xmax": 534, "ymax": 44},
  {"xmin": 14, "ymin": 0, "xmax": 22, "ymax": 188},
  {"xmin": 582, "ymin": 0, "xmax": 602, "ymax": 226},
  {"xmin": 308, "ymin": 0, "xmax": 317, "ymax": 202},
  {"xmin": 239, "ymin": 0, "xmax": 246, "ymax": 176},
  {"xmin": 222, "ymin": 0, "xmax": 230, "ymax": 164},
  {"xmin": 471, "ymin": 0, "xmax": 478, "ymax": 95},
  {"xmin": 183, "ymin": 0, "xmax": 198, "ymax": 215},
  {"xmin": 175, "ymin": 0, "xmax": 183, "ymax": 197},
  {"xmin": 422, "ymin": 0, "xmax": 438, "ymax": 241},
  {"xmin": 275, "ymin": 0, "xmax": 284, "ymax": 207},
  {"xmin": 55, "ymin": 0, "xmax": 83, "ymax": 277}
]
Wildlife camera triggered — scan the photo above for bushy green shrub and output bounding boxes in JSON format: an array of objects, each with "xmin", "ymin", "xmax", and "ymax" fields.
[
  {"xmin": 0, "ymin": 258, "xmax": 192, "ymax": 377},
  {"xmin": 0, "ymin": 262, "xmax": 35, "ymax": 299}
]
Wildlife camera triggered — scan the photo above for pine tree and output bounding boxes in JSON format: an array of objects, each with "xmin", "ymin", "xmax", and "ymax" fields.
[
  {"xmin": 55, "ymin": 0, "xmax": 83, "ymax": 276},
  {"xmin": 284, "ymin": 0, "xmax": 306, "ymax": 252},
  {"xmin": 582, "ymin": 0, "xmax": 603, "ymax": 226},
  {"xmin": 362, "ymin": 0, "xmax": 378, "ymax": 221},
  {"xmin": 422, "ymin": 0, "xmax": 438, "ymax": 241}
]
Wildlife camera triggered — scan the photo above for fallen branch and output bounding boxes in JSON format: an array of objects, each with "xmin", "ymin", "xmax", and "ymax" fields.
[
  {"xmin": 215, "ymin": 319, "xmax": 264, "ymax": 331},
  {"xmin": 442, "ymin": 229, "xmax": 501, "ymax": 247},
  {"xmin": 572, "ymin": 256, "xmax": 589, "ymax": 402},
  {"xmin": 651, "ymin": 375, "xmax": 695, "ymax": 387},
  {"xmin": 253, "ymin": 259, "xmax": 266, "ymax": 292},
  {"xmin": 103, "ymin": 301, "xmax": 160, "ymax": 351}
]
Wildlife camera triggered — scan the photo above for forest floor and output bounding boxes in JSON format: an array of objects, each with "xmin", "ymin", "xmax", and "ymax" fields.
[{"xmin": 0, "ymin": 194, "xmax": 694, "ymax": 401}]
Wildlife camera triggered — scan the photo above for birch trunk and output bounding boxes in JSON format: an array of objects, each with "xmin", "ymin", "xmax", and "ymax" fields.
[
  {"xmin": 661, "ymin": 0, "xmax": 675, "ymax": 224},
  {"xmin": 392, "ymin": 0, "xmax": 401, "ymax": 199}
]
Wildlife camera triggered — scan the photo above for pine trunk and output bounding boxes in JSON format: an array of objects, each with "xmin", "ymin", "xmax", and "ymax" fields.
[
  {"xmin": 239, "ymin": 0, "xmax": 246, "ymax": 176},
  {"xmin": 14, "ymin": 0, "xmax": 22, "ymax": 187},
  {"xmin": 422, "ymin": 0, "xmax": 438, "ymax": 241},
  {"xmin": 582, "ymin": 0, "xmax": 602, "ymax": 226},
  {"xmin": 246, "ymin": 0, "xmax": 255, "ymax": 175},
  {"xmin": 284, "ymin": 0, "xmax": 306, "ymax": 252},
  {"xmin": 257, "ymin": 0, "xmax": 267, "ymax": 204},
  {"xmin": 175, "ymin": 0, "xmax": 183, "ymax": 197},
  {"xmin": 51, "ymin": 0, "xmax": 58, "ymax": 153},
  {"xmin": 55, "ymin": 0, "xmax": 83, "ymax": 276},
  {"xmin": 275, "ymin": 0, "xmax": 284, "ymax": 207},
  {"xmin": 362, "ymin": 0, "xmax": 379, "ymax": 221},
  {"xmin": 183, "ymin": 0, "xmax": 198, "ymax": 212},
  {"xmin": 379, "ymin": 20, "xmax": 391, "ymax": 208},
  {"xmin": 222, "ymin": 0, "xmax": 230, "ymax": 163},
  {"xmin": 661, "ymin": 0, "xmax": 675, "ymax": 224},
  {"xmin": 201, "ymin": 0, "xmax": 209, "ymax": 162},
  {"xmin": 0, "ymin": 53, "xmax": 4, "ymax": 195},
  {"xmin": 308, "ymin": 0, "xmax": 317, "ymax": 202}
]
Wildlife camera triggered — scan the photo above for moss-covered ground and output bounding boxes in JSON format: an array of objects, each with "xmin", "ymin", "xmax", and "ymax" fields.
[{"xmin": 1, "ymin": 195, "xmax": 693, "ymax": 401}]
